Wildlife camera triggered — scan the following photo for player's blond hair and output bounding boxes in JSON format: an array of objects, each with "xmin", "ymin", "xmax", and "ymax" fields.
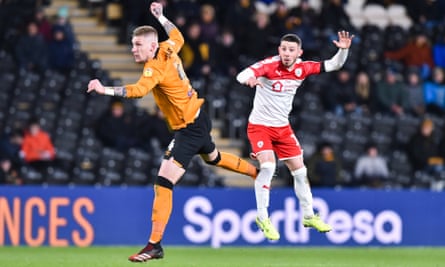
[{"xmin": 133, "ymin": 25, "xmax": 158, "ymax": 40}]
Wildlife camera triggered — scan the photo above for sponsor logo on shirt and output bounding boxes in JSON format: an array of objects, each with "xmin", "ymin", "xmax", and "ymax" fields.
[{"xmin": 144, "ymin": 68, "xmax": 153, "ymax": 77}]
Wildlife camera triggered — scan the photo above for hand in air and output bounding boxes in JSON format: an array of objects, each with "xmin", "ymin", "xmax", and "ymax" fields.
[
  {"xmin": 150, "ymin": 2, "xmax": 163, "ymax": 18},
  {"xmin": 333, "ymin": 31, "xmax": 354, "ymax": 49},
  {"xmin": 87, "ymin": 79, "xmax": 105, "ymax": 94}
]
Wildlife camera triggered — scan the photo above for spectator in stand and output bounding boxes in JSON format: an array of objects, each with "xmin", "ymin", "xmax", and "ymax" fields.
[
  {"xmin": 404, "ymin": 68, "xmax": 426, "ymax": 117},
  {"xmin": 34, "ymin": 7, "xmax": 52, "ymax": 42},
  {"xmin": 354, "ymin": 71, "xmax": 374, "ymax": 114},
  {"xmin": 198, "ymin": 4, "xmax": 219, "ymax": 43},
  {"xmin": 212, "ymin": 28, "xmax": 240, "ymax": 77},
  {"xmin": 223, "ymin": 0, "xmax": 256, "ymax": 42},
  {"xmin": 53, "ymin": 6, "xmax": 76, "ymax": 44},
  {"xmin": 307, "ymin": 141, "xmax": 342, "ymax": 187},
  {"xmin": 424, "ymin": 67, "xmax": 445, "ymax": 115},
  {"xmin": 20, "ymin": 118, "xmax": 56, "ymax": 175},
  {"xmin": 384, "ymin": 32, "xmax": 434, "ymax": 79},
  {"xmin": 15, "ymin": 20, "xmax": 48, "ymax": 73},
  {"xmin": 269, "ymin": 0, "xmax": 292, "ymax": 39},
  {"xmin": 433, "ymin": 33, "xmax": 445, "ymax": 69},
  {"xmin": 180, "ymin": 21, "xmax": 212, "ymax": 80},
  {"xmin": 95, "ymin": 100, "xmax": 139, "ymax": 153},
  {"xmin": 319, "ymin": 0, "xmax": 353, "ymax": 35},
  {"xmin": 354, "ymin": 142, "xmax": 389, "ymax": 188},
  {"xmin": 0, "ymin": 130, "xmax": 25, "ymax": 170},
  {"xmin": 322, "ymin": 69, "xmax": 357, "ymax": 115},
  {"xmin": 405, "ymin": 0, "xmax": 445, "ymax": 27},
  {"xmin": 407, "ymin": 118, "xmax": 444, "ymax": 175},
  {"xmin": 240, "ymin": 11, "xmax": 275, "ymax": 63},
  {"xmin": 0, "ymin": 157, "xmax": 22, "ymax": 185},
  {"xmin": 374, "ymin": 69, "xmax": 409, "ymax": 116},
  {"xmin": 48, "ymin": 25, "xmax": 75, "ymax": 74},
  {"xmin": 286, "ymin": 0, "xmax": 321, "ymax": 59}
]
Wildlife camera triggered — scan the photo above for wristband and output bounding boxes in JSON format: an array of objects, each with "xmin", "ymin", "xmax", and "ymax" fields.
[
  {"xmin": 158, "ymin": 15, "xmax": 168, "ymax": 25},
  {"xmin": 104, "ymin": 87, "xmax": 115, "ymax": 96}
]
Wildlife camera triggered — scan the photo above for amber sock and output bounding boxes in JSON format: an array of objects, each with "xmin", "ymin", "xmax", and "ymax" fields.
[
  {"xmin": 149, "ymin": 183, "xmax": 173, "ymax": 243},
  {"xmin": 216, "ymin": 152, "xmax": 258, "ymax": 179}
]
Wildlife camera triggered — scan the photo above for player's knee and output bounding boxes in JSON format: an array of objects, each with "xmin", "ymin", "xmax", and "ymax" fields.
[
  {"xmin": 259, "ymin": 162, "xmax": 276, "ymax": 178},
  {"xmin": 291, "ymin": 166, "xmax": 307, "ymax": 178},
  {"xmin": 204, "ymin": 151, "xmax": 221, "ymax": 165}
]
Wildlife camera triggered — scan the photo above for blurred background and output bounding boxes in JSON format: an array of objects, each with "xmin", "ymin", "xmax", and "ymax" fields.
[{"xmin": 0, "ymin": 0, "xmax": 445, "ymax": 191}]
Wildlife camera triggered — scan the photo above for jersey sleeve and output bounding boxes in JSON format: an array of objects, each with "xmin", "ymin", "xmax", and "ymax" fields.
[
  {"xmin": 249, "ymin": 59, "xmax": 269, "ymax": 77},
  {"xmin": 124, "ymin": 63, "xmax": 163, "ymax": 98},
  {"xmin": 302, "ymin": 61, "xmax": 322, "ymax": 75},
  {"xmin": 163, "ymin": 27, "xmax": 184, "ymax": 54}
]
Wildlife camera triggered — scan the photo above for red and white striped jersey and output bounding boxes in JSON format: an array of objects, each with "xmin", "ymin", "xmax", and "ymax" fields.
[{"xmin": 245, "ymin": 56, "xmax": 321, "ymax": 127}]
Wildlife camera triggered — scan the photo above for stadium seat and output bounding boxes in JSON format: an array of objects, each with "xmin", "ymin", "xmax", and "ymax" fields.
[
  {"xmin": 46, "ymin": 167, "xmax": 71, "ymax": 185},
  {"xmin": 369, "ymin": 131, "xmax": 392, "ymax": 156},
  {"xmin": 297, "ymin": 110, "xmax": 324, "ymax": 135},
  {"xmin": 430, "ymin": 116, "xmax": 444, "ymax": 143},
  {"xmin": 384, "ymin": 25, "xmax": 408, "ymax": 51},
  {"xmin": 363, "ymin": 4, "xmax": 390, "ymax": 30},
  {"xmin": 322, "ymin": 112, "xmax": 346, "ymax": 135},
  {"xmin": 99, "ymin": 170, "xmax": 123, "ymax": 186},
  {"xmin": 97, "ymin": 148, "xmax": 125, "ymax": 185},
  {"xmin": 54, "ymin": 131, "xmax": 79, "ymax": 170},
  {"xmin": 320, "ymin": 129, "xmax": 343, "ymax": 152},
  {"xmin": 124, "ymin": 170, "xmax": 151, "ymax": 186},
  {"xmin": 372, "ymin": 113, "xmax": 396, "ymax": 137},
  {"xmin": 345, "ymin": 113, "xmax": 372, "ymax": 136},
  {"xmin": 297, "ymin": 131, "xmax": 320, "ymax": 158},
  {"xmin": 72, "ymin": 168, "xmax": 97, "ymax": 185},
  {"xmin": 394, "ymin": 115, "xmax": 420, "ymax": 148},
  {"xmin": 389, "ymin": 150, "xmax": 413, "ymax": 187},
  {"xmin": 386, "ymin": 4, "xmax": 413, "ymax": 30},
  {"xmin": 20, "ymin": 165, "xmax": 45, "ymax": 185},
  {"xmin": 0, "ymin": 50, "xmax": 16, "ymax": 72},
  {"xmin": 341, "ymin": 149, "xmax": 362, "ymax": 175}
]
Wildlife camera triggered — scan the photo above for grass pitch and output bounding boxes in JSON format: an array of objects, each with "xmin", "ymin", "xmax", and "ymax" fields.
[{"xmin": 0, "ymin": 246, "xmax": 444, "ymax": 267}]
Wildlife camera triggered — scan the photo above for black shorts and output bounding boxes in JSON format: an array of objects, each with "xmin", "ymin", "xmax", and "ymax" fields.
[{"xmin": 164, "ymin": 110, "xmax": 216, "ymax": 168}]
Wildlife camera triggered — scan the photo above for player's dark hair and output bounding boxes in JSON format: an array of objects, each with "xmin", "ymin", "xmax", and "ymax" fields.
[{"xmin": 281, "ymin": 34, "xmax": 302, "ymax": 46}]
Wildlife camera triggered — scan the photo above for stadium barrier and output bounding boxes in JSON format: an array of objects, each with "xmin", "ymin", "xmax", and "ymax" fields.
[{"xmin": 0, "ymin": 186, "xmax": 443, "ymax": 247}]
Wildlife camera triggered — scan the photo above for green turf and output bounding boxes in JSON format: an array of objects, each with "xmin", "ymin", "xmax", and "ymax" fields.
[{"xmin": 0, "ymin": 246, "xmax": 444, "ymax": 267}]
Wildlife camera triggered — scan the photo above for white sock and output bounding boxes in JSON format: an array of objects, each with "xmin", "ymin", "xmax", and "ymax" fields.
[
  {"xmin": 255, "ymin": 162, "xmax": 275, "ymax": 221},
  {"xmin": 291, "ymin": 167, "xmax": 314, "ymax": 218}
]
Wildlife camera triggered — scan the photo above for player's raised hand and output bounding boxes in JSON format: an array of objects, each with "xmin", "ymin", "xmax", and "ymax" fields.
[
  {"xmin": 150, "ymin": 2, "xmax": 163, "ymax": 18},
  {"xmin": 333, "ymin": 31, "xmax": 354, "ymax": 49},
  {"xmin": 87, "ymin": 79, "xmax": 105, "ymax": 94}
]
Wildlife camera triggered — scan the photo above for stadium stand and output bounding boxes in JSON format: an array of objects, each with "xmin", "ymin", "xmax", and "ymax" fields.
[{"xmin": 0, "ymin": 0, "xmax": 445, "ymax": 190}]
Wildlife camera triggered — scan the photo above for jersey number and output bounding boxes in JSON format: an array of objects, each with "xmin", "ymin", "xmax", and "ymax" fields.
[{"xmin": 176, "ymin": 62, "xmax": 187, "ymax": 80}]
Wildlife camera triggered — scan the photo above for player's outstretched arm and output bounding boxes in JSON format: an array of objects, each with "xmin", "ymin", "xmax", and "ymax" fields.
[
  {"xmin": 87, "ymin": 79, "xmax": 126, "ymax": 97},
  {"xmin": 324, "ymin": 31, "xmax": 355, "ymax": 72}
]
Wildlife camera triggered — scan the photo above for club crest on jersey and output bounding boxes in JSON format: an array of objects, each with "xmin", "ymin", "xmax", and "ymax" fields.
[
  {"xmin": 144, "ymin": 68, "xmax": 153, "ymax": 77},
  {"xmin": 295, "ymin": 68, "xmax": 302, "ymax": 77},
  {"xmin": 257, "ymin": 141, "xmax": 264, "ymax": 148}
]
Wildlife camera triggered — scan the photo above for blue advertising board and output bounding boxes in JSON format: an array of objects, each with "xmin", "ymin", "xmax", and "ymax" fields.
[{"xmin": 0, "ymin": 186, "xmax": 444, "ymax": 247}]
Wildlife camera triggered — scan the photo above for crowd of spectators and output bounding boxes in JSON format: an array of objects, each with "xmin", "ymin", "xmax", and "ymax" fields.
[{"xmin": 1, "ymin": 0, "xmax": 445, "ymax": 190}]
